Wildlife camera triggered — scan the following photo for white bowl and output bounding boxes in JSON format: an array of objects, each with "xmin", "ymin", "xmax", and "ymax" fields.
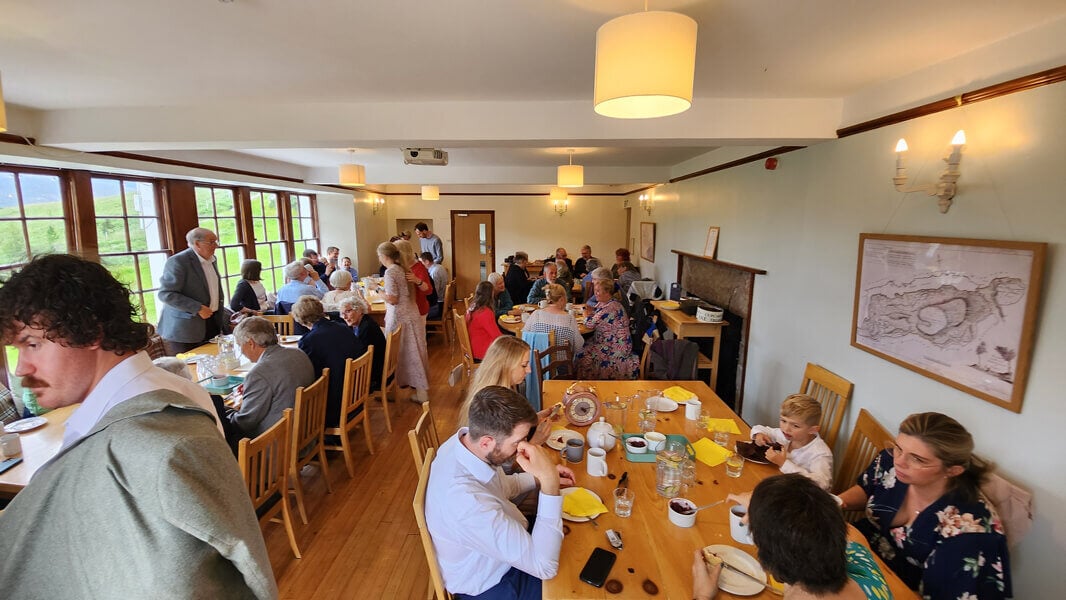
[
  {"xmin": 625, "ymin": 436, "xmax": 648, "ymax": 454},
  {"xmin": 645, "ymin": 431, "xmax": 667, "ymax": 452},
  {"xmin": 668, "ymin": 498, "xmax": 697, "ymax": 528}
]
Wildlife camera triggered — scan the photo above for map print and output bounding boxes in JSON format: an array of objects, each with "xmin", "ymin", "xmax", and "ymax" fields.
[{"xmin": 854, "ymin": 238, "xmax": 1037, "ymax": 404}]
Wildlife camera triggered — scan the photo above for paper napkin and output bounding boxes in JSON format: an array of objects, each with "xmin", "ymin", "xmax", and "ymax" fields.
[
  {"xmin": 662, "ymin": 386, "xmax": 697, "ymax": 402},
  {"xmin": 562, "ymin": 488, "xmax": 608, "ymax": 518},
  {"xmin": 704, "ymin": 418, "xmax": 742, "ymax": 434},
  {"xmin": 692, "ymin": 438, "xmax": 733, "ymax": 467}
]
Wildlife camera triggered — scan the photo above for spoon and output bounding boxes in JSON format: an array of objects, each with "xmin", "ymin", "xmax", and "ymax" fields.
[{"xmin": 691, "ymin": 499, "xmax": 726, "ymax": 513}]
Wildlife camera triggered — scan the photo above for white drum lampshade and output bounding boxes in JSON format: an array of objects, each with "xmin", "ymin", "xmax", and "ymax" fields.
[
  {"xmin": 557, "ymin": 164, "xmax": 584, "ymax": 188},
  {"xmin": 339, "ymin": 163, "xmax": 366, "ymax": 187},
  {"xmin": 421, "ymin": 185, "xmax": 440, "ymax": 200}
]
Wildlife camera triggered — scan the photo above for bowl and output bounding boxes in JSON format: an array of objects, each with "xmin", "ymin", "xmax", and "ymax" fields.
[
  {"xmin": 668, "ymin": 498, "xmax": 697, "ymax": 528},
  {"xmin": 625, "ymin": 436, "xmax": 648, "ymax": 454},
  {"xmin": 645, "ymin": 431, "xmax": 667, "ymax": 452}
]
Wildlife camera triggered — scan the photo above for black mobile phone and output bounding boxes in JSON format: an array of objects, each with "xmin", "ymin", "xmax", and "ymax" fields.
[
  {"xmin": 578, "ymin": 547, "xmax": 616, "ymax": 588},
  {"xmin": 0, "ymin": 457, "xmax": 23, "ymax": 475}
]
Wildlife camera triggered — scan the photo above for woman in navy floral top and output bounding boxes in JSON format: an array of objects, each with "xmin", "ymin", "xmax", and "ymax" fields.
[{"xmin": 837, "ymin": 413, "xmax": 1011, "ymax": 600}]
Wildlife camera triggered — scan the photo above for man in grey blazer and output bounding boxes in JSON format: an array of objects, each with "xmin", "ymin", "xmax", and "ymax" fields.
[
  {"xmin": 157, "ymin": 227, "xmax": 229, "ymax": 355},
  {"xmin": 228, "ymin": 316, "xmax": 315, "ymax": 440}
]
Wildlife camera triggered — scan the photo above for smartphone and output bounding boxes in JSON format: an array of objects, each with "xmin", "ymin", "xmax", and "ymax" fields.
[
  {"xmin": 0, "ymin": 457, "xmax": 23, "ymax": 475},
  {"xmin": 578, "ymin": 547, "xmax": 616, "ymax": 588}
]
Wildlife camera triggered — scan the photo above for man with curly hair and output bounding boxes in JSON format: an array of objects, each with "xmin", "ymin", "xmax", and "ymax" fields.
[{"xmin": 0, "ymin": 254, "xmax": 275, "ymax": 598}]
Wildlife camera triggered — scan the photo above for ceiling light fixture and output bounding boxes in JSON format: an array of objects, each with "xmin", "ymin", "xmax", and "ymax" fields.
[
  {"xmin": 550, "ymin": 187, "xmax": 569, "ymax": 216},
  {"xmin": 557, "ymin": 150, "xmax": 584, "ymax": 188},
  {"xmin": 339, "ymin": 149, "xmax": 366, "ymax": 187},
  {"xmin": 421, "ymin": 185, "xmax": 440, "ymax": 201},
  {"xmin": 893, "ymin": 130, "xmax": 966, "ymax": 213},
  {"xmin": 594, "ymin": 3, "xmax": 698, "ymax": 119},
  {"xmin": 0, "ymin": 72, "xmax": 7, "ymax": 132}
]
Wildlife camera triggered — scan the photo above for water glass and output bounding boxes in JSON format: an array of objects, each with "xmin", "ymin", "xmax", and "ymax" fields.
[
  {"xmin": 613, "ymin": 488, "xmax": 635, "ymax": 517},
  {"xmin": 713, "ymin": 423, "xmax": 731, "ymax": 447},
  {"xmin": 725, "ymin": 452, "xmax": 744, "ymax": 478},
  {"xmin": 680, "ymin": 458, "xmax": 697, "ymax": 492},
  {"xmin": 638, "ymin": 408, "xmax": 657, "ymax": 433},
  {"xmin": 697, "ymin": 410, "xmax": 712, "ymax": 431}
]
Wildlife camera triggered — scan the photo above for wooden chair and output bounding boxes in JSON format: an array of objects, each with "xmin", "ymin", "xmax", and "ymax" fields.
[
  {"xmin": 425, "ymin": 280, "xmax": 454, "ymax": 344},
  {"xmin": 407, "ymin": 403, "xmax": 440, "ymax": 473},
  {"xmin": 412, "ymin": 447, "xmax": 453, "ymax": 600},
  {"xmin": 368, "ymin": 326, "xmax": 400, "ymax": 433},
  {"xmin": 799, "ymin": 363, "xmax": 854, "ymax": 450},
  {"xmin": 290, "ymin": 369, "xmax": 333, "ymax": 525},
  {"xmin": 833, "ymin": 409, "xmax": 894, "ymax": 522},
  {"xmin": 324, "ymin": 347, "xmax": 375, "ymax": 478},
  {"xmin": 238, "ymin": 408, "xmax": 301, "ymax": 559},
  {"xmin": 639, "ymin": 342, "xmax": 652, "ymax": 379},
  {"xmin": 533, "ymin": 342, "xmax": 574, "ymax": 384},
  {"xmin": 452, "ymin": 309, "xmax": 477, "ymax": 389},
  {"xmin": 264, "ymin": 314, "xmax": 294, "ymax": 336},
  {"xmin": 143, "ymin": 330, "xmax": 167, "ymax": 359}
]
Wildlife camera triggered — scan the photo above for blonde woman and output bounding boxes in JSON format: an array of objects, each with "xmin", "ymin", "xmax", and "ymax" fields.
[
  {"xmin": 523, "ymin": 283, "xmax": 583, "ymax": 358},
  {"xmin": 377, "ymin": 241, "xmax": 430, "ymax": 403}
]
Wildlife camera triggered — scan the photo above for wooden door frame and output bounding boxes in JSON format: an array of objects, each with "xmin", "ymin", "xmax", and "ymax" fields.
[{"xmin": 449, "ymin": 210, "xmax": 495, "ymax": 294}]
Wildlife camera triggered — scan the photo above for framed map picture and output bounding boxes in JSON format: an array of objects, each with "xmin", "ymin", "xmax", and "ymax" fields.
[
  {"xmin": 640, "ymin": 222, "xmax": 655, "ymax": 262},
  {"xmin": 851, "ymin": 234, "xmax": 1046, "ymax": 412}
]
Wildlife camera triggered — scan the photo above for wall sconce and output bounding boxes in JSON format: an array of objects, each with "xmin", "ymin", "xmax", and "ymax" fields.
[
  {"xmin": 639, "ymin": 193, "xmax": 654, "ymax": 215},
  {"xmin": 893, "ymin": 130, "xmax": 965, "ymax": 213},
  {"xmin": 549, "ymin": 187, "xmax": 569, "ymax": 216},
  {"xmin": 370, "ymin": 195, "xmax": 385, "ymax": 216}
]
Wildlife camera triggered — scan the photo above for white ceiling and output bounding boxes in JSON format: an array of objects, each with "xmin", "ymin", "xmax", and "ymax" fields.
[{"xmin": 2, "ymin": 0, "xmax": 1064, "ymax": 186}]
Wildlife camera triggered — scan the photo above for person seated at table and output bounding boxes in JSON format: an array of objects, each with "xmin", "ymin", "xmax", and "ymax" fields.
[
  {"xmin": 228, "ymin": 316, "xmax": 314, "ymax": 441},
  {"xmin": 694, "ymin": 474, "xmax": 892, "ymax": 600},
  {"xmin": 616, "ymin": 260, "xmax": 640, "ymax": 296},
  {"xmin": 575, "ymin": 279, "xmax": 639, "ymax": 380},
  {"xmin": 421, "ymin": 252, "xmax": 449, "ymax": 320},
  {"xmin": 750, "ymin": 393, "xmax": 833, "ymax": 490},
  {"xmin": 505, "ymin": 251, "xmax": 534, "ymax": 305},
  {"xmin": 341, "ymin": 256, "xmax": 358, "ymax": 280},
  {"xmin": 466, "ymin": 281, "xmax": 502, "ymax": 361},
  {"xmin": 322, "ymin": 268, "xmax": 364, "ymax": 312},
  {"xmin": 523, "ymin": 283, "xmax": 583, "ymax": 358},
  {"xmin": 456, "ymin": 336, "xmax": 531, "ymax": 426},
  {"xmin": 338, "ymin": 296, "xmax": 385, "ymax": 390},
  {"xmin": 276, "ymin": 260, "xmax": 327, "ymax": 305},
  {"xmin": 610, "ymin": 247, "xmax": 631, "ymax": 279},
  {"xmin": 527, "ymin": 262, "xmax": 570, "ymax": 304},
  {"xmin": 426, "ymin": 385, "xmax": 575, "ymax": 600},
  {"xmin": 573, "ymin": 245, "xmax": 596, "ymax": 279},
  {"xmin": 583, "ymin": 265, "xmax": 617, "ymax": 308},
  {"xmin": 554, "ymin": 260, "xmax": 574, "ymax": 297},
  {"xmin": 836, "ymin": 412, "xmax": 1011, "ymax": 599},
  {"xmin": 488, "ymin": 272, "xmax": 514, "ymax": 317},
  {"xmin": 302, "ymin": 248, "xmax": 329, "ymax": 287},
  {"xmin": 291, "ymin": 295, "xmax": 367, "ymax": 426},
  {"xmin": 230, "ymin": 259, "xmax": 274, "ymax": 316},
  {"xmin": 553, "ymin": 247, "xmax": 573, "ymax": 272}
]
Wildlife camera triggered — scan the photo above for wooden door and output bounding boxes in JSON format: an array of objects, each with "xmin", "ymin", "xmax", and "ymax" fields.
[{"xmin": 450, "ymin": 211, "xmax": 494, "ymax": 299}]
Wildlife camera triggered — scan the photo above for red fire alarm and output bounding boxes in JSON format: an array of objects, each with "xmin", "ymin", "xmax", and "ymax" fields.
[{"xmin": 764, "ymin": 157, "xmax": 779, "ymax": 170}]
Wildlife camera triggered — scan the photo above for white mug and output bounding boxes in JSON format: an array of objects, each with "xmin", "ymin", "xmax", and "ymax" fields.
[
  {"xmin": 684, "ymin": 399, "xmax": 702, "ymax": 420},
  {"xmin": 729, "ymin": 505, "xmax": 754, "ymax": 545},
  {"xmin": 0, "ymin": 432, "xmax": 22, "ymax": 458},
  {"xmin": 539, "ymin": 300, "xmax": 549, "ymax": 309},
  {"xmin": 645, "ymin": 431, "xmax": 667, "ymax": 452},
  {"xmin": 586, "ymin": 447, "xmax": 608, "ymax": 477}
]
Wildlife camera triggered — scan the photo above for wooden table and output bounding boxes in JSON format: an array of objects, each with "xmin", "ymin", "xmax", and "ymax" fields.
[
  {"xmin": 651, "ymin": 302, "xmax": 728, "ymax": 391},
  {"xmin": 498, "ymin": 305, "xmax": 593, "ymax": 337},
  {"xmin": 540, "ymin": 380, "xmax": 916, "ymax": 600},
  {"xmin": 0, "ymin": 403, "xmax": 79, "ymax": 497}
]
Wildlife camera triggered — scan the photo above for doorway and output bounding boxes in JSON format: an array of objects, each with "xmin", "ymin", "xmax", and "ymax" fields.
[{"xmin": 450, "ymin": 211, "xmax": 495, "ymax": 299}]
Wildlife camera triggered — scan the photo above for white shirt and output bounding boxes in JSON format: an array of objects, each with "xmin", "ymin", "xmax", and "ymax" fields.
[
  {"xmin": 750, "ymin": 425, "xmax": 834, "ymax": 490},
  {"xmin": 62, "ymin": 352, "xmax": 223, "ymax": 449},
  {"xmin": 196, "ymin": 251, "xmax": 220, "ymax": 312},
  {"xmin": 249, "ymin": 280, "xmax": 273, "ymax": 311},
  {"xmin": 425, "ymin": 428, "xmax": 563, "ymax": 595}
]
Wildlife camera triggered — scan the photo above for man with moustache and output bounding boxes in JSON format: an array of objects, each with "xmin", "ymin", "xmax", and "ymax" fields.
[
  {"xmin": 425, "ymin": 386, "xmax": 574, "ymax": 599},
  {"xmin": 0, "ymin": 255, "xmax": 274, "ymax": 598}
]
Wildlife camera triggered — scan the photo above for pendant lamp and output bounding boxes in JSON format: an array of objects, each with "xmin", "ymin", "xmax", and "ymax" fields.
[
  {"xmin": 557, "ymin": 150, "xmax": 584, "ymax": 188},
  {"xmin": 0, "ymin": 73, "xmax": 7, "ymax": 132},
  {"xmin": 339, "ymin": 149, "xmax": 366, "ymax": 187},
  {"xmin": 421, "ymin": 185, "xmax": 440, "ymax": 201}
]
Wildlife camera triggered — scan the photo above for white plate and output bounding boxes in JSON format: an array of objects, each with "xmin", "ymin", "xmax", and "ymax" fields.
[
  {"xmin": 281, "ymin": 335, "xmax": 303, "ymax": 343},
  {"xmin": 560, "ymin": 487, "xmax": 603, "ymax": 522},
  {"xmin": 500, "ymin": 315, "xmax": 521, "ymax": 323},
  {"xmin": 650, "ymin": 396, "xmax": 679, "ymax": 412},
  {"xmin": 4, "ymin": 416, "xmax": 48, "ymax": 433},
  {"xmin": 702, "ymin": 545, "xmax": 768, "ymax": 596},
  {"xmin": 545, "ymin": 428, "xmax": 583, "ymax": 450}
]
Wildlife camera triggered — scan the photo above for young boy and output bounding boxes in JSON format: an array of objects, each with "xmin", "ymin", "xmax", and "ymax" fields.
[{"xmin": 750, "ymin": 394, "xmax": 833, "ymax": 490}]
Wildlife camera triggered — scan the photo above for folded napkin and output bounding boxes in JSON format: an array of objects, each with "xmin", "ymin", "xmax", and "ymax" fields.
[
  {"xmin": 692, "ymin": 438, "xmax": 733, "ymax": 467},
  {"xmin": 662, "ymin": 386, "xmax": 696, "ymax": 402},
  {"xmin": 704, "ymin": 418, "xmax": 742, "ymax": 434},
  {"xmin": 562, "ymin": 488, "xmax": 608, "ymax": 518}
]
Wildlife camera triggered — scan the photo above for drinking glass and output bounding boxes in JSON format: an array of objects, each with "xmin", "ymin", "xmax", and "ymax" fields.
[
  {"xmin": 638, "ymin": 408, "xmax": 657, "ymax": 434},
  {"xmin": 725, "ymin": 452, "xmax": 744, "ymax": 478},
  {"xmin": 713, "ymin": 422, "xmax": 731, "ymax": 447},
  {"xmin": 680, "ymin": 457, "xmax": 697, "ymax": 492},
  {"xmin": 697, "ymin": 410, "xmax": 712, "ymax": 431},
  {"xmin": 613, "ymin": 488, "xmax": 634, "ymax": 517}
]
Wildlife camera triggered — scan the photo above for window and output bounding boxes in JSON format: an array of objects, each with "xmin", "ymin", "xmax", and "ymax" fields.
[
  {"xmin": 195, "ymin": 186, "xmax": 245, "ymax": 302},
  {"xmin": 91, "ymin": 177, "xmax": 169, "ymax": 324},
  {"xmin": 248, "ymin": 190, "xmax": 286, "ymax": 293},
  {"xmin": 290, "ymin": 193, "xmax": 319, "ymax": 258},
  {"xmin": 0, "ymin": 169, "xmax": 69, "ymax": 280}
]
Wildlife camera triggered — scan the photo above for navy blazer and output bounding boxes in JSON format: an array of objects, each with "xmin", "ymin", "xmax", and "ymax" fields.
[
  {"xmin": 298, "ymin": 319, "xmax": 368, "ymax": 426},
  {"xmin": 157, "ymin": 248, "xmax": 227, "ymax": 343}
]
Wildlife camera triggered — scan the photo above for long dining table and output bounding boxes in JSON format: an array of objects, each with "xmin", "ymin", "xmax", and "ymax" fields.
[{"xmin": 540, "ymin": 380, "xmax": 917, "ymax": 600}]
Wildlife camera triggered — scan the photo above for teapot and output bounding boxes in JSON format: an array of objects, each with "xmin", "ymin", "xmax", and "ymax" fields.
[{"xmin": 587, "ymin": 417, "xmax": 616, "ymax": 452}]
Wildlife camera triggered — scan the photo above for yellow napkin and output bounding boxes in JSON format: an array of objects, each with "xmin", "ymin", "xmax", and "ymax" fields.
[
  {"xmin": 704, "ymin": 418, "xmax": 742, "ymax": 434},
  {"xmin": 562, "ymin": 488, "xmax": 608, "ymax": 518},
  {"xmin": 692, "ymin": 438, "xmax": 733, "ymax": 467},
  {"xmin": 662, "ymin": 386, "xmax": 696, "ymax": 402}
]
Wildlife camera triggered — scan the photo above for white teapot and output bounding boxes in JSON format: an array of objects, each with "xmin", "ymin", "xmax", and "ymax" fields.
[{"xmin": 587, "ymin": 417, "xmax": 616, "ymax": 452}]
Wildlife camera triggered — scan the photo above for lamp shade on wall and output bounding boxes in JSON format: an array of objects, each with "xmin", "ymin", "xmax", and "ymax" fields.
[
  {"xmin": 557, "ymin": 164, "xmax": 584, "ymax": 188},
  {"xmin": 421, "ymin": 185, "xmax": 440, "ymax": 200},
  {"xmin": 339, "ymin": 163, "xmax": 366, "ymax": 187},
  {"xmin": 594, "ymin": 11, "xmax": 698, "ymax": 119}
]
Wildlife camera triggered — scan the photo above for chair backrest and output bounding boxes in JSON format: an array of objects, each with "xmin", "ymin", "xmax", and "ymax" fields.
[
  {"xmin": 238, "ymin": 408, "xmax": 292, "ymax": 514},
  {"xmin": 452, "ymin": 309, "xmax": 475, "ymax": 374},
  {"xmin": 142, "ymin": 326, "xmax": 167, "ymax": 359},
  {"xmin": 341, "ymin": 347, "xmax": 374, "ymax": 424},
  {"xmin": 833, "ymin": 409, "xmax": 894, "ymax": 521},
  {"xmin": 533, "ymin": 342, "xmax": 574, "ymax": 383},
  {"xmin": 412, "ymin": 448, "xmax": 452, "ymax": 600},
  {"xmin": 799, "ymin": 363, "xmax": 854, "ymax": 450},
  {"xmin": 264, "ymin": 314, "xmax": 294, "ymax": 336},
  {"xmin": 639, "ymin": 341, "xmax": 652, "ymax": 379},
  {"xmin": 980, "ymin": 471, "xmax": 1034, "ymax": 548},
  {"xmin": 293, "ymin": 369, "xmax": 330, "ymax": 464},
  {"xmin": 408, "ymin": 404, "xmax": 440, "ymax": 472},
  {"xmin": 440, "ymin": 281, "xmax": 455, "ymax": 318},
  {"xmin": 382, "ymin": 326, "xmax": 401, "ymax": 389}
]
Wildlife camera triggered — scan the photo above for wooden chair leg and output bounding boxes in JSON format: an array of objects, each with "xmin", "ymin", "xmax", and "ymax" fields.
[
  {"xmin": 280, "ymin": 495, "xmax": 302, "ymax": 559},
  {"xmin": 341, "ymin": 427, "xmax": 356, "ymax": 479},
  {"xmin": 380, "ymin": 387, "xmax": 394, "ymax": 433},
  {"xmin": 317, "ymin": 444, "xmax": 333, "ymax": 494},
  {"xmin": 425, "ymin": 578, "xmax": 434, "ymax": 600},
  {"xmin": 291, "ymin": 469, "xmax": 309, "ymax": 525},
  {"xmin": 362, "ymin": 414, "xmax": 375, "ymax": 455}
]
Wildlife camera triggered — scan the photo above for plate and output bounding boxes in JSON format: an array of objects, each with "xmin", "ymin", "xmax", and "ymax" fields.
[
  {"xmin": 203, "ymin": 375, "xmax": 244, "ymax": 395},
  {"xmin": 4, "ymin": 416, "xmax": 48, "ymax": 433},
  {"xmin": 734, "ymin": 440, "xmax": 774, "ymax": 465},
  {"xmin": 702, "ymin": 545, "xmax": 767, "ymax": 596},
  {"xmin": 560, "ymin": 487, "xmax": 603, "ymax": 522},
  {"xmin": 519, "ymin": 304, "xmax": 537, "ymax": 312},
  {"xmin": 659, "ymin": 301, "xmax": 680, "ymax": 310},
  {"xmin": 500, "ymin": 315, "xmax": 521, "ymax": 324},
  {"xmin": 649, "ymin": 396, "xmax": 678, "ymax": 412},
  {"xmin": 281, "ymin": 335, "xmax": 302, "ymax": 343},
  {"xmin": 545, "ymin": 428, "xmax": 583, "ymax": 450}
]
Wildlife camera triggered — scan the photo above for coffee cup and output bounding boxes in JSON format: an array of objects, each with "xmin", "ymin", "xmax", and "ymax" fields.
[
  {"xmin": 562, "ymin": 437, "xmax": 585, "ymax": 462},
  {"xmin": 565, "ymin": 302, "xmax": 573, "ymax": 311},
  {"xmin": 539, "ymin": 300, "xmax": 549, "ymax": 309},
  {"xmin": 586, "ymin": 447, "xmax": 608, "ymax": 476},
  {"xmin": 684, "ymin": 399, "xmax": 702, "ymax": 420},
  {"xmin": 0, "ymin": 432, "xmax": 22, "ymax": 458},
  {"xmin": 521, "ymin": 312, "xmax": 530, "ymax": 322},
  {"xmin": 729, "ymin": 505, "xmax": 754, "ymax": 544},
  {"xmin": 645, "ymin": 431, "xmax": 667, "ymax": 452}
]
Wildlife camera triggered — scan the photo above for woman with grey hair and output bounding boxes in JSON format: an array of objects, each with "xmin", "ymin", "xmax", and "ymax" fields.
[
  {"xmin": 338, "ymin": 296, "xmax": 386, "ymax": 389},
  {"xmin": 291, "ymin": 296, "xmax": 367, "ymax": 426},
  {"xmin": 487, "ymin": 272, "xmax": 514, "ymax": 316},
  {"xmin": 584, "ymin": 265, "xmax": 617, "ymax": 308},
  {"xmin": 322, "ymin": 268, "xmax": 364, "ymax": 312}
]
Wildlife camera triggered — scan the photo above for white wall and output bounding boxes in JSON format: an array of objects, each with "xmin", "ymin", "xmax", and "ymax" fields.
[{"xmin": 641, "ymin": 82, "xmax": 1066, "ymax": 597}]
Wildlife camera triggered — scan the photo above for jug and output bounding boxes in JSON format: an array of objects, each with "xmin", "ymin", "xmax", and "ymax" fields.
[
  {"xmin": 603, "ymin": 396, "xmax": 628, "ymax": 436},
  {"xmin": 655, "ymin": 451, "xmax": 683, "ymax": 498},
  {"xmin": 216, "ymin": 336, "xmax": 239, "ymax": 371},
  {"xmin": 587, "ymin": 417, "xmax": 616, "ymax": 452}
]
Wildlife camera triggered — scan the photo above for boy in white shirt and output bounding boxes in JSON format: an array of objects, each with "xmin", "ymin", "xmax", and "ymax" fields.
[{"xmin": 750, "ymin": 394, "xmax": 833, "ymax": 490}]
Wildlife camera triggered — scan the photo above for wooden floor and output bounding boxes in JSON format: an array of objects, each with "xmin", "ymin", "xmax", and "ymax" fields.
[{"xmin": 269, "ymin": 334, "xmax": 460, "ymax": 599}]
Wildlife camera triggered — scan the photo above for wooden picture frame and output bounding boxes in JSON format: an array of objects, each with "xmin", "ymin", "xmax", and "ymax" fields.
[
  {"xmin": 703, "ymin": 226, "xmax": 720, "ymax": 259},
  {"xmin": 851, "ymin": 233, "xmax": 1046, "ymax": 413},
  {"xmin": 640, "ymin": 222, "xmax": 656, "ymax": 262}
]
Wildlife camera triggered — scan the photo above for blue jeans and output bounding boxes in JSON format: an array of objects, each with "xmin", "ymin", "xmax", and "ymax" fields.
[{"xmin": 454, "ymin": 567, "xmax": 541, "ymax": 600}]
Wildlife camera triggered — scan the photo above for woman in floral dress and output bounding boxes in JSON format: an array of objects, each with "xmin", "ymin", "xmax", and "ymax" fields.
[
  {"xmin": 377, "ymin": 241, "xmax": 430, "ymax": 403},
  {"xmin": 837, "ymin": 412, "xmax": 1011, "ymax": 600},
  {"xmin": 576, "ymin": 278, "xmax": 638, "ymax": 379}
]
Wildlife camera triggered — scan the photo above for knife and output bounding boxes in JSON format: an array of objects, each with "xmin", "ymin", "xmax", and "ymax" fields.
[
  {"xmin": 717, "ymin": 559, "xmax": 781, "ymax": 596},
  {"xmin": 616, "ymin": 471, "xmax": 628, "ymax": 489}
]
